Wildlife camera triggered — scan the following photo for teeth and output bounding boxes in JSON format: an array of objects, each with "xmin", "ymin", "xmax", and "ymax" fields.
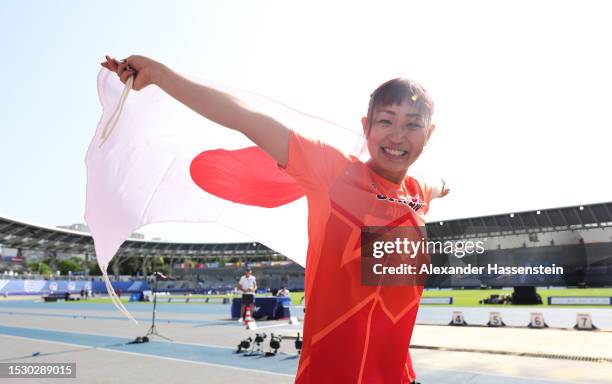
[{"xmin": 382, "ymin": 147, "xmax": 407, "ymax": 156}]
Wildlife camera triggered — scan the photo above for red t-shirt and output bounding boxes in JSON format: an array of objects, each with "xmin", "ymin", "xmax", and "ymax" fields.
[{"xmin": 284, "ymin": 130, "xmax": 433, "ymax": 384}]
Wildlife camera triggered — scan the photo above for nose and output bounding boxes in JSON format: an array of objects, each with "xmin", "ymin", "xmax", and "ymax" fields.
[{"xmin": 387, "ymin": 123, "xmax": 407, "ymax": 143}]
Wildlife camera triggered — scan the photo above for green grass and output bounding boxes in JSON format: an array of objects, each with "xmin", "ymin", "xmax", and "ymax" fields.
[
  {"xmin": 290, "ymin": 292, "xmax": 305, "ymax": 305},
  {"xmin": 63, "ymin": 289, "xmax": 611, "ymax": 308},
  {"xmin": 69, "ymin": 292, "xmax": 306, "ymax": 305},
  {"xmin": 422, "ymin": 288, "xmax": 612, "ymax": 307},
  {"xmin": 73, "ymin": 297, "xmax": 131, "ymax": 304}
]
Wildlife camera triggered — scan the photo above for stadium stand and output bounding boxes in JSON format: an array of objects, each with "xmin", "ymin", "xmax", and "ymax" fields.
[{"xmin": 1, "ymin": 202, "xmax": 611, "ymax": 297}]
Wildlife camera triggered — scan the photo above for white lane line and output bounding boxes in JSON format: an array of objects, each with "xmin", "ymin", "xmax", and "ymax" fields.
[{"xmin": 246, "ymin": 322, "xmax": 296, "ymax": 330}]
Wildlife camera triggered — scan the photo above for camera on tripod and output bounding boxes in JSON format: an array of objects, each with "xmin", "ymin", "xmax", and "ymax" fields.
[
  {"xmin": 264, "ymin": 333, "xmax": 282, "ymax": 356},
  {"xmin": 236, "ymin": 332, "xmax": 289, "ymax": 356},
  {"xmin": 236, "ymin": 337, "xmax": 252, "ymax": 353}
]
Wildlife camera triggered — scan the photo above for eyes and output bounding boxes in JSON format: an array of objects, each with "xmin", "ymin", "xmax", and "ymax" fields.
[{"xmin": 376, "ymin": 119, "xmax": 424, "ymax": 130}]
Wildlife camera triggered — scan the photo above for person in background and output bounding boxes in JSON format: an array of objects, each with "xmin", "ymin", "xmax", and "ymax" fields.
[
  {"xmin": 277, "ymin": 286, "xmax": 290, "ymax": 297},
  {"xmin": 236, "ymin": 268, "xmax": 257, "ymax": 321}
]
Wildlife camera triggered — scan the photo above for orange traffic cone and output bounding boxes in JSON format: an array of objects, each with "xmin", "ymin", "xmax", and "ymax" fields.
[{"xmin": 244, "ymin": 307, "xmax": 257, "ymax": 330}]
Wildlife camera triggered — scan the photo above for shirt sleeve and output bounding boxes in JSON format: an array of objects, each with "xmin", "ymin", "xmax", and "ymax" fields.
[{"xmin": 282, "ymin": 130, "xmax": 351, "ymax": 193}]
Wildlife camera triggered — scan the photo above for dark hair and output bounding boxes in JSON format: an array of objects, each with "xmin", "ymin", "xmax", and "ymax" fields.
[{"xmin": 366, "ymin": 78, "xmax": 434, "ymax": 136}]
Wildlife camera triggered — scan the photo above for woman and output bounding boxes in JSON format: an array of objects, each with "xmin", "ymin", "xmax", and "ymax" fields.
[{"xmin": 102, "ymin": 54, "xmax": 449, "ymax": 384}]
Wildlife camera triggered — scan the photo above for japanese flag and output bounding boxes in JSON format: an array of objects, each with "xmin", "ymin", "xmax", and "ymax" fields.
[{"xmin": 84, "ymin": 69, "xmax": 362, "ymax": 320}]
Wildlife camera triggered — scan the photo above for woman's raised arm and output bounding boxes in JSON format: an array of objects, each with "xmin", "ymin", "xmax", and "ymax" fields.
[{"xmin": 102, "ymin": 54, "xmax": 290, "ymax": 166}]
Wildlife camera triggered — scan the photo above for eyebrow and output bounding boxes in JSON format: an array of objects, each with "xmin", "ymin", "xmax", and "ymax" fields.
[{"xmin": 377, "ymin": 110, "xmax": 423, "ymax": 118}]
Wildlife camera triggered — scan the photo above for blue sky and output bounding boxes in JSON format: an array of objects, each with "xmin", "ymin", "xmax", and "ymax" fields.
[{"xmin": 1, "ymin": 0, "xmax": 611, "ymax": 242}]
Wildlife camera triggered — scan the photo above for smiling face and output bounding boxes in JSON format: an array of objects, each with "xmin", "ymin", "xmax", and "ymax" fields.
[
  {"xmin": 362, "ymin": 78, "xmax": 435, "ymax": 184},
  {"xmin": 362, "ymin": 100, "xmax": 434, "ymax": 184}
]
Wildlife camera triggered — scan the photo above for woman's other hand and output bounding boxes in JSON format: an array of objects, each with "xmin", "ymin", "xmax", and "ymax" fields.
[{"xmin": 101, "ymin": 54, "xmax": 163, "ymax": 91}]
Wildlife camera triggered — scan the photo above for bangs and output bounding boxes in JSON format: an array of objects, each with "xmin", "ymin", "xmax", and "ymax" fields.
[{"xmin": 367, "ymin": 78, "xmax": 434, "ymax": 124}]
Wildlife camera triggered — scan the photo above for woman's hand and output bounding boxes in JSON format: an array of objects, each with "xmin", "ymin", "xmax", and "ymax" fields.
[
  {"xmin": 101, "ymin": 54, "xmax": 164, "ymax": 91},
  {"xmin": 439, "ymin": 177, "xmax": 450, "ymax": 198}
]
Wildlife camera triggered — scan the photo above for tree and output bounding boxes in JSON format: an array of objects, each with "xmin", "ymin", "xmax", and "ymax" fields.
[
  {"xmin": 26, "ymin": 260, "xmax": 52, "ymax": 276},
  {"xmin": 57, "ymin": 259, "xmax": 83, "ymax": 276},
  {"xmin": 87, "ymin": 260, "xmax": 102, "ymax": 276}
]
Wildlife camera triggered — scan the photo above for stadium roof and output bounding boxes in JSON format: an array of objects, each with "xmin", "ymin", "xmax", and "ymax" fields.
[
  {"xmin": 0, "ymin": 215, "xmax": 279, "ymax": 258},
  {"xmin": 428, "ymin": 202, "xmax": 612, "ymax": 239},
  {"xmin": 1, "ymin": 201, "xmax": 611, "ymax": 257}
]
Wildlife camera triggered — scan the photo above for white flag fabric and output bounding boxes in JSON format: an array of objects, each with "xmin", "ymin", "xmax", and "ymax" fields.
[{"xmin": 84, "ymin": 69, "xmax": 363, "ymax": 320}]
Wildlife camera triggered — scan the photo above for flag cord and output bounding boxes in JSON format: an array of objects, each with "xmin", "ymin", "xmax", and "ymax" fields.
[
  {"xmin": 98, "ymin": 75, "xmax": 133, "ymax": 148},
  {"xmin": 102, "ymin": 267, "xmax": 138, "ymax": 324},
  {"xmin": 96, "ymin": 73, "xmax": 138, "ymax": 323}
]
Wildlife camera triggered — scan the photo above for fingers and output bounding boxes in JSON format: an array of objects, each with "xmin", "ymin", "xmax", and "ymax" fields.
[
  {"xmin": 102, "ymin": 55, "xmax": 134, "ymax": 84},
  {"xmin": 117, "ymin": 60, "xmax": 129, "ymax": 77},
  {"xmin": 119, "ymin": 67, "xmax": 134, "ymax": 84},
  {"xmin": 102, "ymin": 55, "xmax": 130, "ymax": 73},
  {"xmin": 103, "ymin": 55, "xmax": 118, "ymax": 71}
]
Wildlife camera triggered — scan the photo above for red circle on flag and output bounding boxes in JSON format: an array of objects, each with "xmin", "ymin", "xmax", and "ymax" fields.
[{"xmin": 190, "ymin": 146, "xmax": 305, "ymax": 208}]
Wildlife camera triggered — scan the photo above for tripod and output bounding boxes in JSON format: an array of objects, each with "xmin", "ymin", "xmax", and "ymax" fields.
[{"xmin": 144, "ymin": 272, "xmax": 172, "ymax": 341}]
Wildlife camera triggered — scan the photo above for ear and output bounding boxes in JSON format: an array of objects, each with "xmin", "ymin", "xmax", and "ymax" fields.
[
  {"xmin": 426, "ymin": 123, "xmax": 436, "ymax": 143},
  {"xmin": 361, "ymin": 116, "xmax": 368, "ymax": 136}
]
